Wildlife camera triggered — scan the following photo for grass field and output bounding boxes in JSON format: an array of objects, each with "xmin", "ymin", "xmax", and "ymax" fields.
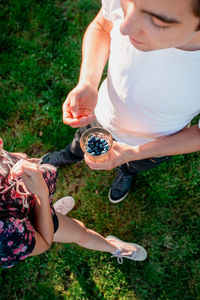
[{"xmin": 0, "ymin": 0, "xmax": 200, "ymax": 299}]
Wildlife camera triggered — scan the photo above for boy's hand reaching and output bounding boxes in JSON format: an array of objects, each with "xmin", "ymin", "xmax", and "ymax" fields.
[{"xmin": 62, "ymin": 81, "xmax": 98, "ymax": 128}]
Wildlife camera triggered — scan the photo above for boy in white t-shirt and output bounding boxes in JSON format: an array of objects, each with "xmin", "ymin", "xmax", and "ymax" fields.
[{"xmin": 42, "ymin": 0, "xmax": 200, "ymax": 203}]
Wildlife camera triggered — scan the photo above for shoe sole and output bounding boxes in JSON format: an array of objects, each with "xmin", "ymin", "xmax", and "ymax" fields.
[
  {"xmin": 106, "ymin": 235, "xmax": 147, "ymax": 261},
  {"xmin": 53, "ymin": 196, "xmax": 75, "ymax": 215},
  {"xmin": 108, "ymin": 188, "xmax": 129, "ymax": 204}
]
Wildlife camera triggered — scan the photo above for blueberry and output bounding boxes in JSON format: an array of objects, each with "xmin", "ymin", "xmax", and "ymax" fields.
[
  {"xmin": 89, "ymin": 136, "xmax": 95, "ymax": 143},
  {"xmin": 101, "ymin": 150, "xmax": 107, "ymax": 154},
  {"xmin": 87, "ymin": 149, "xmax": 93, "ymax": 153}
]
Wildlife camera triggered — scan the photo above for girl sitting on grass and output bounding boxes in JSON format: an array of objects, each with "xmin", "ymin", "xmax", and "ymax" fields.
[{"xmin": 0, "ymin": 137, "xmax": 147, "ymax": 268}]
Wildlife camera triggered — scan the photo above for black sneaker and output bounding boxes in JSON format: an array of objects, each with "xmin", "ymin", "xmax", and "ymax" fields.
[
  {"xmin": 40, "ymin": 148, "xmax": 83, "ymax": 167},
  {"xmin": 108, "ymin": 165, "xmax": 136, "ymax": 204}
]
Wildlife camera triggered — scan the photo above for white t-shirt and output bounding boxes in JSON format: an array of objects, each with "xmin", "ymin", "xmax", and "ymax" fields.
[{"xmin": 95, "ymin": 0, "xmax": 200, "ymax": 146}]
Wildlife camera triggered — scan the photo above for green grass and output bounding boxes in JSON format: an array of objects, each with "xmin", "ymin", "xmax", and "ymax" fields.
[{"xmin": 0, "ymin": 1, "xmax": 200, "ymax": 299}]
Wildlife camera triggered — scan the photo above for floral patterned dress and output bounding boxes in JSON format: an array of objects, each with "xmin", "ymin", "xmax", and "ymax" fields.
[{"xmin": 0, "ymin": 150, "xmax": 58, "ymax": 268}]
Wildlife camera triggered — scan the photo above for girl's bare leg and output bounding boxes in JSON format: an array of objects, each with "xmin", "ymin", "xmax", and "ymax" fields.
[{"xmin": 53, "ymin": 213, "xmax": 116, "ymax": 253}]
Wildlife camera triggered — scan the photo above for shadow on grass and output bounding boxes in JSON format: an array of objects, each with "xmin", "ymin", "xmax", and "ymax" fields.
[
  {"xmin": 62, "ymin": 251, "xmax": 107, "ymax": 300},
  {"xmin": 0, "ymin": 249, "xmax": 106, "ymax": 300}
]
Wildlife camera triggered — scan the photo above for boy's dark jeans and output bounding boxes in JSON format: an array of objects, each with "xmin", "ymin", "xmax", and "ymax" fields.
[{"xmin": 66, "ymin": 119, "xmax": 171, "ymax": 174}]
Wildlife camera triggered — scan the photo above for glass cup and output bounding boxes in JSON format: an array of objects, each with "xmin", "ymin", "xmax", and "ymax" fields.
[{"xmin": 80, "ymin": 127, "xmax": 113, "ymax": 162}]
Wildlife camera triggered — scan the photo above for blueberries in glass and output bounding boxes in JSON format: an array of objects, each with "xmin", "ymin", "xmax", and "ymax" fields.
[{"xmin": 86, "ymin": 135, "xmax": 110, "ymax": 156}]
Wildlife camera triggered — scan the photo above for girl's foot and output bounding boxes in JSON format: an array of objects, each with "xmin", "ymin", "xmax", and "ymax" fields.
[
  {"xmin": 53, "ymin": 196, "xmax": 75, "ymax": 215},
  {"xmin": 106, "ymin": 235, "xmax": 147, "ymax": 264}
]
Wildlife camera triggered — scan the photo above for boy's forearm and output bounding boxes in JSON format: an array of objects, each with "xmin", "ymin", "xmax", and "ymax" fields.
[
  {"xmin": 128, "ymin": 125, "xmax": 200, "ymax": 161},
  {"xmin": 79, "ymin": 10, "xmax": 112, "ymax": 88}
]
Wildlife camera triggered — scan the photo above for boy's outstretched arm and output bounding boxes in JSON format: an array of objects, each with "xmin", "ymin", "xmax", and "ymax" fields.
[
  {"xmin": 63, "ymin": 9, "xmax": 113, "ymax": 127},
  {"xmin": 80, "ymin": 9, "xmax": 113, "ymax": 88},
  {"xmin": 85, "ymin": 124, "xmax": 200, "ymax": 170},
  {"xmin": 138, "ymin": 124, "xmax": 200, "ymax": 159}
]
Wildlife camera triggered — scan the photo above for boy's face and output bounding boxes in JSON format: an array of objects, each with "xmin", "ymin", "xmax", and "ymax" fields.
[{"xmin": 120, "ymin": 0, "xmax": 200, "ymax": 51}]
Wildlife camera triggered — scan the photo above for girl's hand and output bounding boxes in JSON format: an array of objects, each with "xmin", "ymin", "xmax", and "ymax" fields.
[
  {"xmin": 10, "ymin": 153, "xmax": 41, "ymax": 164},
  {"xmin": 10, "ymin": 152, "xmax": 28, "ymax": 159},
  {"xmin": 10, "ymin": 160, "xmax": 49, "ymax": 200}
]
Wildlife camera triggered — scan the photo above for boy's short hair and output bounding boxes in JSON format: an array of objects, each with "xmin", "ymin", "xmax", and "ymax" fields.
[{"xmin": 192, "ymin": 0, "xmax": 200, "ymax": 29}]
